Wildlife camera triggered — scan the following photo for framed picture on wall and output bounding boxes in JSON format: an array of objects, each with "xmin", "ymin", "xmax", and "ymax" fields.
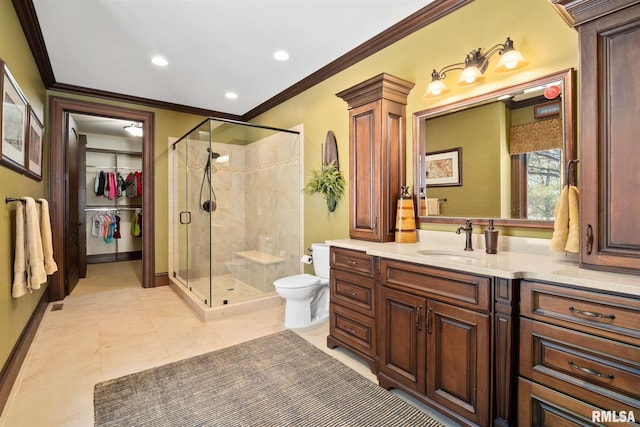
[
  {"xmin": 26, "ymin": 107, "xmax": 43, "ymax": 181},
  {"xmin": 0, "ymin": 61, "xmax": 29, "ymax": 174},
  {"xmin": 425, "ymin": 147, "xmax": 462, "ymax": 187}
]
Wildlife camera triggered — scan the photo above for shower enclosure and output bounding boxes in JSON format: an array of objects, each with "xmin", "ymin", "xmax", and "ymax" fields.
[{"xmin": 170, "ymin": 118, "xmax": 302, "ymax": 308}]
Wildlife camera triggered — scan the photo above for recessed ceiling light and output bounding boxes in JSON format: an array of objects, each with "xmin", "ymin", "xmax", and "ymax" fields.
[
  {"xmin": 273, "ymin": 50, "xmax": 290, "ymax": 61},
  {"xmin": 225, "ymin": 92, "xmax": 238, "ymax": 100},
  {"xmin": 151, "ymin": 56, "xmax": 168, "ymax": 66}
]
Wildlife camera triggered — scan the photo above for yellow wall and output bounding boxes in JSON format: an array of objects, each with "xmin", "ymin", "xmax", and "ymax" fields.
[
  {"xmin": 254, "ymin": 0, "xmax": 577, "ymax": 245},
  {"xmin": 0, "ymin": 0, "xmax": 49, "ymax": 370},
  {"xmin": 425, "ymin": 102, "xmax": 503, "ymax": 217}
]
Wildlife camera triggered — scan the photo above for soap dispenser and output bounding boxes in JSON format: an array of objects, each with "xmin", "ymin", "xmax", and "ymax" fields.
[{"xmin": 485, "ymin": 220, "xmax": 499, "ymax": 254}]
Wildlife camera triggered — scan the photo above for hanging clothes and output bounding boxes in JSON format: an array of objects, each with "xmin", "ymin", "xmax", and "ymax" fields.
[
  {"xmin": 135, "ymin": 171, "xmax": 142, "ymax": 196},
  {"xmin": 131, "ymin": 211, "xmax": 141, "ymax": 237},
  {"xmin": 126, "ymin": 173, "xmax": 138, "ymax": 197},
  {"xmin": 117, "ymin": 173, "xmax": 125, "ymax": 198},
  {"xmin": 113, "ymin": 214, "xmax": 121, "ymax": 239},
  {"xmin": 96, "ymin": 171, "xmax": 106, "ymax": 196}
]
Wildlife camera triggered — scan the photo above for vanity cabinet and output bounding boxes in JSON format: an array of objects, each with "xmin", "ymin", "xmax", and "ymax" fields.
[
  {"xmin": 557, "ymin": 0, "xmax": 640, "ymax": 273},
  {"xmin": 326, "ymin": 247, "xmax": 377, "ymax": 372},
  {"xmin": 518, "ymin": 280, "xmax": 640, "ymax": 424},
  {"xmin": 336, "ymin": 73, "xmax": 414, "ymax": 242},
  {"xmin": 377, "ymin": 259, "xmax": 491, "ymax": 426}
]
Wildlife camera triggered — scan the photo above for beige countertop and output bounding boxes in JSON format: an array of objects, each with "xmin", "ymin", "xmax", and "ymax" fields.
[{"xmin": 326, "ymin": 231, "xmax": 640, "ymax": 297}]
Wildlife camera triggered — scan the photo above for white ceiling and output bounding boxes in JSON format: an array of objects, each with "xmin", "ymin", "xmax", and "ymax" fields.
[{"xmin": 34, "ymin": 0, "xmax": 433, "ymax": 121}]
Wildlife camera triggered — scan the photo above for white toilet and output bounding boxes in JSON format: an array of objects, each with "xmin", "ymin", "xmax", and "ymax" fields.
[{"xmin": 274, "ymin": 243, "xmax": 330, "ymax": 329}]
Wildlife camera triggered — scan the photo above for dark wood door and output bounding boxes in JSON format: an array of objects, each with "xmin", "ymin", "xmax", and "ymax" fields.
[
  {"xmin": 64, "ymin": 115, "xmax": 80, "ymax": 295},
  {"xmin": 578, "ymin": 2, "xmax": 640, "ymax": 274},
  {"xmin": 78, "ymin": 134, "xmax": 87, "ymax": 278},
  {"xmin": 426, "ymin": 299, "xmax": 490, "ymax": 426},
  {"xmin": 378, "ymin": 286, "xmax": 426, "ymax": 393}
]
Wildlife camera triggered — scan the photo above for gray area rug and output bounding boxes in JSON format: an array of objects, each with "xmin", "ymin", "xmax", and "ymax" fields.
[{"xmin": 94, "ymin": 330, "xmax": 444, "ymax": 426}]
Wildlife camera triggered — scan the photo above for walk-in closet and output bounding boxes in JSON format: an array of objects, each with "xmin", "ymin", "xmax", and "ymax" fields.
[{"xmin": 71, "ymin": 113, "xmax": 144, "ymax": 295}]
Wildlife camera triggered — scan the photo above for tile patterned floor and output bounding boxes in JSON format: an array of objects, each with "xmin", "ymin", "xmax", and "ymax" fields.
[{"xmin": 0, "ymin": 261, "xmax": 458, "ymax": 427}]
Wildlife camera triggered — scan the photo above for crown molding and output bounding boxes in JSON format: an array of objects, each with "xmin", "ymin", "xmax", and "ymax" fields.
[{"xmin": 13, "ymin": 0, "xmax": 472, "ymax": 120}]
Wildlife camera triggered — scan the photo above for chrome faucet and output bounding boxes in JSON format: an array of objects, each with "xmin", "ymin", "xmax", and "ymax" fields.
[{"xmin": 456, "ymin": 219, "xmax": 474, "ymax": 251}]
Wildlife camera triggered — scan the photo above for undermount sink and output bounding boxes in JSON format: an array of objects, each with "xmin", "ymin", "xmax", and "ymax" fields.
[{"xmin": 416, "ymin": 249, "xmax": 479, "ymax": 261}]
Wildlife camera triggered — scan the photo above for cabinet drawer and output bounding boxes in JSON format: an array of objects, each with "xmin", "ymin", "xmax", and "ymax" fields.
[
  {"xmin": 520, "ymin": 318, "xmax": 640, "ymax": 412},
  {"xmin": 329, "ymin": 303, "xmax": 376, "ymax": 357},
  {"xmin": 380, "ymin": 259, "xmax": 491, "ymax": 311},
  {"xmin": 330, "ymin": 269, "xmax": 375, "ymax": 317},
  {"xmin": 518, "ymin": 378, "xmax": 632, "ymax": 427},
  {"xmin": 330, "ymin": 247, "xmax": 374, "ymax": 276},
  {"xmin": 521, "ymin": 280, "xmax": 640, "ymax": 345}
]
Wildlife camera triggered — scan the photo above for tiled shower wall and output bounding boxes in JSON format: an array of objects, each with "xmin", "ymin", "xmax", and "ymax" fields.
[{"xmin": 189, "ymin": 131, "xmax": 301, "ymax": 286}]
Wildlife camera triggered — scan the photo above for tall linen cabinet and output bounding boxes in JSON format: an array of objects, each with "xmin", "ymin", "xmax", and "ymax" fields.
[
  {"xmin": 556, "ymin": 0, "xmax": 640, "ymax": 273},
  {"xmin": 336, "ymin": 73, "xmax": 414, "ymax": 242}
]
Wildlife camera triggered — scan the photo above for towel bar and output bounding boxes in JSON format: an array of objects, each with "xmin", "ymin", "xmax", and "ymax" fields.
[{"xmin": 5, "ymin": 197, "xmax": 43, "ymax": 204}]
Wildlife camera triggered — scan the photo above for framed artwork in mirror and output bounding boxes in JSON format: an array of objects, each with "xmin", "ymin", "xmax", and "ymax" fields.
[
  {"xmin": 534, "ymin": 102, "xmax": 560, "ymax": 119},
  {"xmin": 425, "ymin": 147, "xmax": 461, "ymax": 187},
  {"xmin": 0, "ymin": 61, "xmax": 29, "ymax": 174},
  {"xmin": 26, "ymin": 107, "xmax": 43, "ymax": 181}
]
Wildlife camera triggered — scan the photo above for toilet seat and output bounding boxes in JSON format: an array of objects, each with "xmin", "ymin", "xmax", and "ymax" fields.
[{"xmin": 273, "ymin": 274, "xmax": 321, "ymax": 289}]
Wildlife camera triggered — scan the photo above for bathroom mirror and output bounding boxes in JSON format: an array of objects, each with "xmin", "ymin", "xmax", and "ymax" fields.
[{"xmin": 413, "ymin": 69, "xmax": 575, "ymax": 229}]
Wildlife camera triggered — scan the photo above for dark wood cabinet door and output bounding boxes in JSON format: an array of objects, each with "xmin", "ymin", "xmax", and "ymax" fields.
[
  {"xmin": 378, "ymin": 286, "xmax": 426, "ymax": 393},
  {"xmin": 426, "ymin": 299, "xmax": 490, "ymax": 426},
  {"xmin": 349, "ymin": 101, "xmax": 382, "ymax": 241},
  {"xmin": 578, "ymin": 2, "xmax": 640, "ymax": 273}
]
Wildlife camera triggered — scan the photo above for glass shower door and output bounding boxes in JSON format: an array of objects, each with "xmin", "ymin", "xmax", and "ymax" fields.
[
  {"xmin": 174, "ymin": 123, "xmax": 213, "ymax": 307},
  {"xmin": 175, "ymin": 137, "xmax": 190, "ymax": 289}
]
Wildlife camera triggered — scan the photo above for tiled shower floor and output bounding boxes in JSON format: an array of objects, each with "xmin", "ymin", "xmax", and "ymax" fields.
[{"xmin": 178, "ymin": 273, "xmax": 277, "ymax": 308}]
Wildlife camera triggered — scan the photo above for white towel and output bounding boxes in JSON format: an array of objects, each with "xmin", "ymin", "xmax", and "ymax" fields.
[
  {"xmin": 12, "ymin": 202, "xmax": 28, "ymax": 298},
  {"xmin": 38, "ymin": 199, "xmax": 58, "ymax": 275},
  {"xmin": 23, "ymin": 197, "xmax": 47, "ymax": 291}
]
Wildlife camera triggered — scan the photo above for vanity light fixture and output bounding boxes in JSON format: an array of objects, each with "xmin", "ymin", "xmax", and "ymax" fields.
[
  {"xmin": 425, "ymin": 37, "xmax": 528, "ymax": 98},
  {"xmin": 124, "ymin": 122, "xmax": 143, "ymax": 137}
]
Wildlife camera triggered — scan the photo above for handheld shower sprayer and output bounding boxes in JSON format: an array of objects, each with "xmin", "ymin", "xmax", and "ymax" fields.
[{"xmin": 199, "ymin": 148, "xmax": 221, "ymax": 212}]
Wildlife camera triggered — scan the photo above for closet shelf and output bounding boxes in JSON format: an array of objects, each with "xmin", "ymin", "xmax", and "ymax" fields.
[
  {"xmin": 85, "ymin": 205, "xmax": 142, "ymax": 211},
  {"xmin": 87, "ymin": 165, "xmax": 141, "ymax": 170}
]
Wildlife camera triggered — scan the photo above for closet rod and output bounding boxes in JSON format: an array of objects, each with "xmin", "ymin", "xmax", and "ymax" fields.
[{"xmin": 85, "ymin": 206, "xmax": 141, "ymax": 212}]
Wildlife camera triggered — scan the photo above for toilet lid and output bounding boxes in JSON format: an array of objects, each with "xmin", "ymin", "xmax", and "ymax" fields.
[{"xmin": 274, "ymin": 274, "xmax": 320, "ymax": 289}]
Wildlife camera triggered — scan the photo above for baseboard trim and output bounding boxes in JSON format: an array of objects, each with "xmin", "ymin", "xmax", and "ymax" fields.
[
  {"xmin": 0, "ymin": 290, "xmax": 50, "ymax": 414},
  {"xmin": 155, "ymin": 272, "xmax": 169, "ymax": 287}
]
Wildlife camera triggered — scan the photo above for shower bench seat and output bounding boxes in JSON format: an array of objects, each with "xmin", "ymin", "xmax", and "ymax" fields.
[
  {"xmin": 230, "ymin": 251, "xmax": 286, "ymax": 293},
  {"xmin": 235, "ymin": 250, "xmax": 285, "ymax": 265}
]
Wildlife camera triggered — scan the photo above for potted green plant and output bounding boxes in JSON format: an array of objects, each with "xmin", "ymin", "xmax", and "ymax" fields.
[{"xmin": 302, "ymin": 161, "xmax": 345, "ymax": 212}]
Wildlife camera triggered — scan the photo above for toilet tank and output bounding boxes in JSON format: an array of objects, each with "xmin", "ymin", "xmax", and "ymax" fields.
[{"xmin": 311, "ymin": 243, "xmax": 330, "ymax": 279}]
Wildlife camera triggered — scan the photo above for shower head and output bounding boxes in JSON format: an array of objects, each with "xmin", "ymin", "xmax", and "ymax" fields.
[{"xmin": 207, "ymin": 148, "xmax": 221, "ymax": 159}]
